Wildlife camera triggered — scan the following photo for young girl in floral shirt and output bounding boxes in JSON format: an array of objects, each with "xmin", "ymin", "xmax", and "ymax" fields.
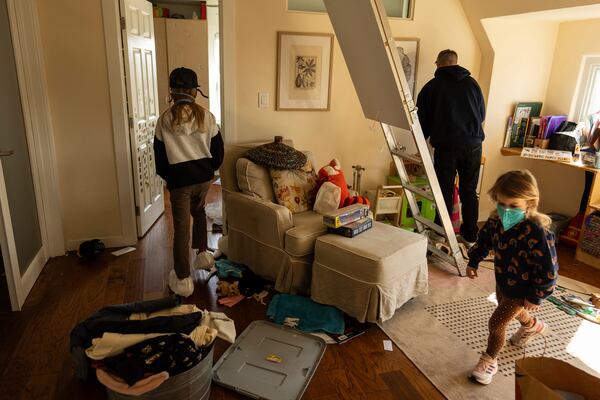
[{"xmin": 467, "ymin": 170, "xmax": 558, "ymax": 385}]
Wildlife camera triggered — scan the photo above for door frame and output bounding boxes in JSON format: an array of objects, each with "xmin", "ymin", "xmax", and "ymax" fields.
[
  {"xmin": 101, "ymin": 0, "xmax": 236, "ymax": 242},
  {"xmin": 2, "ymin": 0, "xmax": 65, "ymax": 309}
]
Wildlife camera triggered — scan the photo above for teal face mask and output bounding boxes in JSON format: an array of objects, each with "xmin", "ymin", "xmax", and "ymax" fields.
[{"xmin": 497, "ymin": 205, "xmax": 526, "ymax": 231}]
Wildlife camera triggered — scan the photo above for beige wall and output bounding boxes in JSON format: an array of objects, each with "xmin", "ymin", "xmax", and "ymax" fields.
[
  {"xmin": 478, "ymin": 18, "xmax": 560, "ymax": 217},
  {"xmin": 36, "ymin": 0, "xmax": 122, "ymax": 245},
  {"xmin": 234, "ymin": 0, "xmax": 480, "ymax": 193},
  {"xmin": 530, "ymin": 18, "xmax": 600, "ymax": 216}
]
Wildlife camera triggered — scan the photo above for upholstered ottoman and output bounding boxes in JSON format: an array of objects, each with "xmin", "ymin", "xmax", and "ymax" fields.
[{"xmin": 311, "ymin": 222, "xmax": 428, "ymax": 323}]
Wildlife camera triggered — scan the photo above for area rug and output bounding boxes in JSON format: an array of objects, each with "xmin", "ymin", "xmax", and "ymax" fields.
[{"xmin": 379, "ymin": 262, "xmax": 600, "ymax": 400}]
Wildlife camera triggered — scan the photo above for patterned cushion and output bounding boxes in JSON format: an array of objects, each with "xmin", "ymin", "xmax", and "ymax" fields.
[{"xmin": 270, "ymin": 161, "xmax": 318, "ymax": 213}]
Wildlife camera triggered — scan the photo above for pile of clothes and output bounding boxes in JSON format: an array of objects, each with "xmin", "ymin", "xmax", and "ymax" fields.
[
  {"xmin": 214, "ymin": 260, "xmax": 271, "ymax": 308},
  {"xmin": 70, "ymin": 296, "xmax": 235, "ymax": 396}
]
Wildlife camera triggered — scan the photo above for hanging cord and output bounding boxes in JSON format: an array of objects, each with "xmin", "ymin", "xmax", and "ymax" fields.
[{"xmin": 198, "ymin": 87, "xmax": 209, "ymax": 99}]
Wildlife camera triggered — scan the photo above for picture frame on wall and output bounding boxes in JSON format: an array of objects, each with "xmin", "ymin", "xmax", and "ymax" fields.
[
  {"xmin": 393, "ymin": 37, "xmax": 419, "ymax": 97},
  {"xmin": 276, "ymin": 31, "xmax": 334, "ymax": 111}
]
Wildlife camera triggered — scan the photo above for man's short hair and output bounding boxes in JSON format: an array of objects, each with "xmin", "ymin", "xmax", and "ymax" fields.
[{"xmin": 436, "ymin": 49, "xmax": 458, "ymax": 66}]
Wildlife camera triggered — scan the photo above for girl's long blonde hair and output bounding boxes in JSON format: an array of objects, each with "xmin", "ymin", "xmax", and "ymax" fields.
[
  {"xmin": 169, "ymin": 88, "xmax": 205, "ymax": 130},
  {"xmin": 488, "ymin": 170, "xmax": 552, "ymax": 228}
]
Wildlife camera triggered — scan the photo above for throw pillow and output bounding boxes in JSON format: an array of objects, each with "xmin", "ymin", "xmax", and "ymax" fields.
[
  {"xmin": 236, "ymin": 158, "xmax": 276, "ymax": 202},
  {"xmin": 270, "ymin": 160, "xmax": 318, "ymax": 213}
]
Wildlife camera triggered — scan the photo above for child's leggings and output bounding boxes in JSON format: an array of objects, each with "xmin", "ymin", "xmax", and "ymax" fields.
[{"xmin": 486, "ymin": 289, "xmax": 535, "ymax": 358}]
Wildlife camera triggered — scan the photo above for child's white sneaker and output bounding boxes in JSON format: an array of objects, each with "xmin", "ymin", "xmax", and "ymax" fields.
[
  {"xmin": 470, "ymin": 352, "xmax": 498, "ymax": 385},
  {"xmin": 193, "ymin": 250, "xmax": 214, "ymax": 270},
  {"xmin": 510, "ymin": 318, "xmax": 547, "ymax": 347},
  {"xmin": 168, "ymin": 270, "xmax": 194, "ymax": 297}
]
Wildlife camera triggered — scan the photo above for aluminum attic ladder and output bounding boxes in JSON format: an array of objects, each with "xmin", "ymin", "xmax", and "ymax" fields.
[{"xmin": 324, "ymin": 0, "xmax": 466, "ymax": 276}]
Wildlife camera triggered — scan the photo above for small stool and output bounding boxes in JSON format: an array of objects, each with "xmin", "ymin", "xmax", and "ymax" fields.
[{"xmin": 311, "ymin": 222, "xmax": 428, "ymax": 323}]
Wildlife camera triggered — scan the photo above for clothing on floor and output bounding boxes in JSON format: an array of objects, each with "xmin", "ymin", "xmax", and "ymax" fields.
[
  {"xmin": 238, "ymin": 267, "xmax": 268, "ymax": 296},
  {"xmin": 433, "ymin": 143, "xmax": 482, "ymax": 242},
  {"xmin": 218, "ymin": 294, "xmax": 245, "ymax": 308},
  {"xmin": 96, "ymin": 369, "xmax": 169, "ymax": 396},
  {"xmin": 85, "ymin": 325, "xmax": 217, "ymax": 361},
  {"xmin": 153, "ymin": 109, "xmax": 224, "ymax": 190},
  {"xmin": 171, "ymin": 181, "xmax": 212, "ymax": 279},
  {"xmin": 468, "ymin": 216, "xmax": 559, "ymax": 305},
  {"xmin": 486, "ymin": 288, "xmax": 534, "ymax": 358},
  {"xmin": 214, "ymin": 259, "xmax": 245, "ymax": 279},
  {"xmin": 267, "ymin": 294, "xmax": 345, "ymax": 334},
  {"xmin": 416, "ymin": 65, "xmax": 486, "ymax": 148},
  {"xmin": 103, "ymin": 333, "xmax": 212, "ymax": 386}
]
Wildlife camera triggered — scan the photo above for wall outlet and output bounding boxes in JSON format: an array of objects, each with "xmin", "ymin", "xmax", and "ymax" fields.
[{"xmin": 258, "ymin": 92, "xmax": 269, "ymax": 108}]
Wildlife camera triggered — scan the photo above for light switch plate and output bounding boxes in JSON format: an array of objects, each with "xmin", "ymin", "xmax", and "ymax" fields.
[{"xmin": 258, "ymin": 92, "xmax": 269, "ymax": 108}]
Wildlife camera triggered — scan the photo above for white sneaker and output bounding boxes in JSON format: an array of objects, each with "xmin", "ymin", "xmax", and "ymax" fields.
[
  {"xmin": 168, "ymin": 270, "xmax": 194, "ymax": 297},
  {"xmin": 193, "ymin": 250, "xmax": 215, "ymax": 270},
  {"xmin": 470, "ymin": 352, "xmax": 498, "ymax": 385},
  {"xmin": 510, "ymin": 319, "xmax": 547, "ymax": 347},
  {"xmin": 458, "ymin": 235, "xmax": 476, "ymax": 248}
]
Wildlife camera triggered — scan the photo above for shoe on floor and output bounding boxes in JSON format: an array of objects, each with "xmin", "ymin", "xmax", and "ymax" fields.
[
  {"xmin": 168, "ymin": 270, "xmax": 194, "ymax": 297},
  {"xmin": 510, "ymin": 318, "xmax": 548, "ymax": 347},
  {"xmin": 470, "ymin": 352, "xmax": 498, "ymax": 385},
  {"xmin": 193, "ymin": 250, "xmax": 215, "ymax": 270}
]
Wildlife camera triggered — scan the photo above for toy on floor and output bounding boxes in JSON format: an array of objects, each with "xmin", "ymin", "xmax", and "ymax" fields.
[
  {"xmin": 317, "ymin": 159, "xmax": 369, "ymax": 208},
  {"xmin": 217, "ymin": 281, "xmax": 240, "ymax": 297}
]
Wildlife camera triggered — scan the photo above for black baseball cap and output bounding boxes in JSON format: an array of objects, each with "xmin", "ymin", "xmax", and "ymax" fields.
[{"xmin": 169, "ymin": 67, "xmax": 199, "ymax": 89}]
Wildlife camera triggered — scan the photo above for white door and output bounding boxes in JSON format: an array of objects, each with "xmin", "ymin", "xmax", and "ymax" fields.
[
  {"xmin": 0, "ymin": 0, "xmax": 48, "ymax": 311},
  {"xmin": 120, "ymin": 0, "xmax": 165, "ymax": 237}
]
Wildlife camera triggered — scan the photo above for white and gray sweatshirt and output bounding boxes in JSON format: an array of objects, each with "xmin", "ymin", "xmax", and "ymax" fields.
[{"xmin": 153, "ymin": 108, "xmax": 224, "ymax": 189}]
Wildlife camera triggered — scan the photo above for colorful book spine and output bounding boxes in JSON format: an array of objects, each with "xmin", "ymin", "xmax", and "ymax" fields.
[
  {"xmin": 328, "ymin": 217, "xmax": 373, "ymax": 237},
  {"xmin": 323, "ymin": 204, "xmax": 370, "ymax": 228}
]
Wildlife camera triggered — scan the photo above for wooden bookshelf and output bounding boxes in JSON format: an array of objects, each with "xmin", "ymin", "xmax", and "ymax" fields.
[
  {"xmin": 500, "ymin": 147, "xmax": 599, "ymax": 173},
  {"xmin": 501, "ymin": 146, "xmax": 600, "ymax": 270}
]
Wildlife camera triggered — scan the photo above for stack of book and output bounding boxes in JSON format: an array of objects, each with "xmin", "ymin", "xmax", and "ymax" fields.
[
  {"xmin": 504, "ymin": 102, "xmax": 569, "ymax": 149},
  {"xmin": 322, "ymin": 204, "xmax": 372, "ymax": 238}
]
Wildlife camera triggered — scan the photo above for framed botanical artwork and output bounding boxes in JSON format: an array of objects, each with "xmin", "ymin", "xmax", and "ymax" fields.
[
  {"xmin": 394, "ymin": 37, "xmax": 420, "ymax": 97},
  {"xmin": 276, "ymin": 32, "xmax": 334, "ymax": 111}
]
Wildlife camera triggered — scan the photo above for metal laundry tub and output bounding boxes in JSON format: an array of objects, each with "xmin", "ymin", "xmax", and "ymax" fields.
[{"xmin": 106, "ymin": 347, "xmax": 213, "ymax": 400}]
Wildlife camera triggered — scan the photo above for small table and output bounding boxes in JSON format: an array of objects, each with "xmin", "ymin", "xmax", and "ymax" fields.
[
  {"xmin": 501, "ymin": 147, "xmax": 600, "ymax": 269},
  {"xmin": 310, "ymin": 222, "xmax": 428, "ymax": 323}
]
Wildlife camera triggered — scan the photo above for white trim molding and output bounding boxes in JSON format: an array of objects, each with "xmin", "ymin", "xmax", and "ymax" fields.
[
  {"xmin": 6, "ymin": 0, "xmax": 65, "ymax": 257},
  {"xmin": 219, "ymin": 0, "xmax": 237, "ymax": 143},
  {"xmin": 101, "ymin": 0, "xmax": 138, "ymax": 247}
]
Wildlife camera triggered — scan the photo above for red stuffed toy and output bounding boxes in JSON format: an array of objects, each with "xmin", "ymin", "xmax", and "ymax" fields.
[{"xmin": 317, "ymin": 159, "xmax": 369, "ymax": 208}]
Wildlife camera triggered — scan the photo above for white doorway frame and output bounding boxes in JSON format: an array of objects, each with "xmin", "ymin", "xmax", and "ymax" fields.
[
  {"xmin": 2, "ymin": 0, "xmax": 65, "ymax": 310},
  {"xmin": 101, "ymin": 0, "xmax": 237, "ymax": 242}
]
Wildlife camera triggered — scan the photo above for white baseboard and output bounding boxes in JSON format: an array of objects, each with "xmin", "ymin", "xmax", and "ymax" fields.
[{"xmin": 66, "ymin": 235, "xmax": 137, "ymax": 252}]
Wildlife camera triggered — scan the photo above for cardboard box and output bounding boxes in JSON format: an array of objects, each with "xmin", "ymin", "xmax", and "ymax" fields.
[{"xmin": 322, "ymin": 204, "xmax": 370, "ymax": 228}]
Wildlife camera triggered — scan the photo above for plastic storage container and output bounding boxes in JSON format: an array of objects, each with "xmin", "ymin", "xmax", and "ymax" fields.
[{"xmin": 106, "ymin": 347, "xmax": 213, "ymax": 400}]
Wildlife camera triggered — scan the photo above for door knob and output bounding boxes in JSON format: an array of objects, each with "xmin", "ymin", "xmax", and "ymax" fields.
[{"xmin": 0, "ymin": 150, "xmax": 14, "ymax": 157}]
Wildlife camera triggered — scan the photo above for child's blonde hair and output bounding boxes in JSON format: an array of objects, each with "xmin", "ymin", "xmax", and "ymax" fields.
[
  {"xmin": 488, "ymin": 170, "xmax": 551, "ymax": 228},
  {"xmin": 169, "ymin": 88, "xmax": 205, "ymax": 130}
]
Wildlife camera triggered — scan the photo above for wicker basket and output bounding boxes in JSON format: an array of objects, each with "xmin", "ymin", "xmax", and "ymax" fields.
[{"xmin": 580, "ymin": 212, "xmax": 600, "ymax": 258}]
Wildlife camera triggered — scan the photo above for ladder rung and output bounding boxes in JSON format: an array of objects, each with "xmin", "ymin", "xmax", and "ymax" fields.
[
  {"xmin": 390, "ymin": 149, "xmax": 422, "ymax": 164},
  {"xmin": 402, "ymin": 183, "xmax": 434, "ymax": 202},
  {"xmin": 427, "ymin": 244, "xmax": 456, "ymax": 264},
  {"xmin": 415, "ymin": 216, "xmax": 445, "ymax": 236}
]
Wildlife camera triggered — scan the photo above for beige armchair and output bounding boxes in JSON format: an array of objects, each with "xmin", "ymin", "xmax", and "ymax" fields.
[{"xmin": 219, "ymin": 141, "xmax": 327, "ymax": 295}]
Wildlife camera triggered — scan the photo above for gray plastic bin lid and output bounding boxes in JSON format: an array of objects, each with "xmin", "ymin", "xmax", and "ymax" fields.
[{"xmin": 212, "ymin": 320, "xmax": 327, "ymax": 400}]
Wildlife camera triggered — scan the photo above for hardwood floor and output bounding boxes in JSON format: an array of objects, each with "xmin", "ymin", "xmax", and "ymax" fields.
[{"xmin": 0, "ymin": 184, "xmax": 598, "ymax": 399}]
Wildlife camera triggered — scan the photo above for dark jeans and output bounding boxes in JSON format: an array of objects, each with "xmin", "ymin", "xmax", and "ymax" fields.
[{"xmin": 433, "ymin": 143, "xmax": 482, "ymax": 242}]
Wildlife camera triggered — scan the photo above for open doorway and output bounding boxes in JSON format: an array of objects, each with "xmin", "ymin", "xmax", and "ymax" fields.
[{"xmin": 104, "ymin": 0, "xmax": 223, "ymax": 240}]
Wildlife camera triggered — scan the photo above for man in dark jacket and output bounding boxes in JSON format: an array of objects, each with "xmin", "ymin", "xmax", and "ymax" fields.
[{"xmin": 416, "ymin": 49, "xmax": 485, "ymax": 244}]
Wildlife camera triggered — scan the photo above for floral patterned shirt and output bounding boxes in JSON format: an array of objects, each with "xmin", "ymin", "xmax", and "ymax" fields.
[{"xmin": 468, "ymin": 216, "xmax": 559, "ymax": 305}]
